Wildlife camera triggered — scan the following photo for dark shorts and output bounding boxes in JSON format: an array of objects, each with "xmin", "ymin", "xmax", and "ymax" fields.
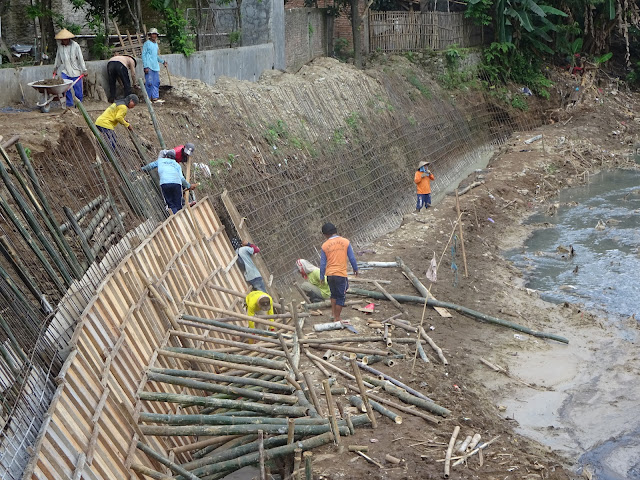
[
  {"xmin": 327, "ymin": 275, "xmax": 349, "ymax": 306},
  {"xmin": 161, "ymin": 183, "xmax": 184, "ymax": 214}
]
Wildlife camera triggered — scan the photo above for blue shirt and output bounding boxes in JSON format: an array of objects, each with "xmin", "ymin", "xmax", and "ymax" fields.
[
  {"xmin": 237, "ymin": 246, "xmax": 261, "ymax": 282},
  {"xmin": 142, "ymin": 158, "xmax": 190, "ymax": 188},
  {"xmin": 142, "ymin": 40, "xmax": 164, "ymax": 72},
  {"xmin": 320, "ymin": 235, "xmax": 358, "ymax": 281}
]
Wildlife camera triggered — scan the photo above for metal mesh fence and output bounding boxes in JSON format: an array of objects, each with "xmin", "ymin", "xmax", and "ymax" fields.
[{"xmin": 0, "ymin": 61, "xmax": 545, "ymax": 478}]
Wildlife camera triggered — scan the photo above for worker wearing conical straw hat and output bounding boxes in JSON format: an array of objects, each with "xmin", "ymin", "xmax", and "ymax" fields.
[
  {"xmin": 414, "ymin": 160, "xmax": 435, "ymax": 214},
  {"xmin": 52, "ymin": 28, "xmax": 87, "ymax": 107}
]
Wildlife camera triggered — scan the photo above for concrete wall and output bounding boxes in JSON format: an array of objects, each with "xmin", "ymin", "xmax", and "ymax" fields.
[
  {"xmin": 285, "ymin": 8, "xmax": 328, "ymax": 71},
  {"xmin": 241, "ymin": 0, "xmax": 285, "ymax": 69},
  {"xmin": 0, "ymin": 43, "xmax": 276, "ymax": 106}
]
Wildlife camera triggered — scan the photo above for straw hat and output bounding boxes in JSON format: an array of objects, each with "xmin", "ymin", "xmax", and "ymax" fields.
[
  {"xmin": 148, "ymin": 28, "xmax": 159, "ymax": 35},
  {"xmin": 418, "ymin": 161, "xmax": 431, "ymax": 168},
  {"xmin": 55, "ymin": 28, "xmax": 75, "ymax": 40}
]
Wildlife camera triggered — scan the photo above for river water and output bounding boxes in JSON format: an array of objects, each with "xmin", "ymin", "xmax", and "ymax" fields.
[{"xmin": 503, "ymin": 169, "xmax": 640, "ymax": 479}]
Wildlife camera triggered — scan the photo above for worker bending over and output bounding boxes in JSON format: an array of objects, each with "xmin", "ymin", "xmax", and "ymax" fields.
[
  {"xmin": 245, "ymin": 290, "xmax": 275, "ymax": 331},
  {"xmin": 142, "ymin": 149, "xmax": 198, "ymax": 213},
  {"xmin": 296, "ymin": 259, "xmax": 330, "ymax": 303}
]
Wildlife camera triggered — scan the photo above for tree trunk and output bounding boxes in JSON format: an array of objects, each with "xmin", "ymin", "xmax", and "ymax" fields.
[
  {"xmin": 351, "ymin": 0, "xmax": 362, "ymax": 68},
  {"xmin": 104, "ymin": 0, "xmax": 109, "ymax": 51}
]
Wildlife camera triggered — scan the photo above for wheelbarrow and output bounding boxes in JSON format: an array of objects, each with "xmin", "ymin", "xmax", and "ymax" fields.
[{"xmin": 27, "ymin": 75, "xmax": 84, "ymax": 113}]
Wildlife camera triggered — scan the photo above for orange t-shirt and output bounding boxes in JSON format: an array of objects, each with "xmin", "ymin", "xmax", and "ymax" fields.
[
  {"xmin": 321, "ymin": 236, "xmax": 351, "ymax": 277},
  {"xmin": 414, "ymin": 171, "xmax": 435, "ymax": 194}
]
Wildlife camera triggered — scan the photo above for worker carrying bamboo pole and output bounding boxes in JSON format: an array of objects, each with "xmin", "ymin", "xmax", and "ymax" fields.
[
  {"xmin": 231, "ymin": 237, "xmax": 266, "ymax": 292},
  {"xmin": 319, "ymin": 223, "xmax": 358, "ymax": 326},
  {"xmin": 142, "ymin": 149, "xmax": 198, "ymax": 213},
  {"xmin": 296, "ymin": 259, "xmax": 330, "ymax": 303},
  {"xmin": 414, "ymin": 160, "xmax": 435, "ymax": 214},
  {"xmin": 245, "ymin": 291, "xmax": 275, "ymax": 331}
]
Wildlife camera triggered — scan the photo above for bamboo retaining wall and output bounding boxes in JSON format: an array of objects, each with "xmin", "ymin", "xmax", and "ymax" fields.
[
  {"xmin": 23, "ymin": 198, "xmax": 255, "ymax": 479},
  {"xmin": 369, "ymin": 11, "xmax": 485, "ymax": 53}
]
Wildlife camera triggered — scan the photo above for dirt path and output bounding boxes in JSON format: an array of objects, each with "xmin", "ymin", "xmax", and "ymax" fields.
[{"xmin": 300, "ymin": 100, "xmax": 638, "ymax": 479}]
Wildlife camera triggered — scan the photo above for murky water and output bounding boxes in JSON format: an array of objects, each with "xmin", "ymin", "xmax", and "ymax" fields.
[
  {"xmin": 503, "ymin": 169, "xmax": 640, "ymax": 479},
  {"xmin": 509, "ymin": 169, "xmax": 640, "ymax": 319}
]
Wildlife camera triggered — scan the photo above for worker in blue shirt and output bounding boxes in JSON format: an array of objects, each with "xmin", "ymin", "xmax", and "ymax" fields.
[
  {"xmin": 142, "ymin": 28, "xmax": 166, "ymax": 103},
  {"xmin": 142, "ymin": 150, "xmax": 198, "ymax": 213}
]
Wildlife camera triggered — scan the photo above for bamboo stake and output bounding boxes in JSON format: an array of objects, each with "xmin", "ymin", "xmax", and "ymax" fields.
[
  {"xmin": 309, "ymin": 343, "xmax": 390, "ymax": 356},
  {"xmin": 322, "ymin": 379, "xmax": 341, "ymax": 445},
  {"xmin": 0, "ymin": 195, "xmax": 65, "ymax": 292},
  {"xmin": 63, "ymin": 206, "xmax": 95, "ymax": 263},
  {"xmin": 304, "ymin": 350, "xmax": 331, "ymax": 378},
  {"xmin": 444, "ymin": 426, "xmax": 460, "ymax": 478},
  {"xmin": 467, "ymin": 433, "xmax": 481, "ymax": 451},
  {"xmin": 304, "ymin": 451, "xmax": 313, "ymax": 480},
  {"xmin": 146, "ymin": 372, "xmax": 298, "ymax": 404},
  {"xmin": 455, "ymin": 191, "xmax": 468, "ymax": 277},
  {"xmin": 58, "ymin": 195, "xmax": 103, "ymax": 233},
  {"xmin": 365, "ymin": 378, "xmax": 450, "ymax": 417},
  {"xmin": 416, "ymin": 339, "xmax": 430, "ymax": 363},
  {"xmin": 349, "ymin": 354, "xmax": 377, "ymax": 428},
  {"xmin": 373, "ymin": 280, "xmax": 407, "ymax": 315},
  {"xmin": 178, "ymin": 317, "xmax": 284, "ymax": 343},
  {"xmin": 16, "ymin": 142, "xmax": 84, "ymax": 278},
  {"xmin": 137, "ymin": 77, "xmax": 166, "ymax": 148},
  {"xmin": 293, "ymin": 448, "xmax": 302, "ymax": 480},
  {"xmin": 163, "ymin": 346, "xmax": 287, "ymax": 370},
  {"xmin": 357, "ymin": 388, "xmax": 441, "ymax": 424},
  {"xmin": 349, "ymin": 396, "xmax": 401, "ymax": 424},
  {"xmin": 139, "ymin": 391, "xmax": 309, "ymax": 417},
  {"xmin": 140, "ymin": 413, "xmax": 332, "ymax": 426},
  {"xmin": 183, "ymin": 301, "xmax": 296, "ymax": 332},
  {"xmin": 258, "ymin": 430, "xmax": 267, "ymax": 480},
  {"xmin": 149, "ymin": 368, "xmax": 293, "ymax": 393},
  {"xmin": 419, "ymin": 327, "xmax": 448, "ymax": 365},
  {"xmin": 355, "ymin": 450, "xmax": 384, "ymax": 469},
  {"xmin": 301, "ymin": 336, "xmax": 425, "ymax": 345},
  {"xmin": 278, "ymin": 332, "xmax": 303, "ymax": 383},
  {"xmin": 94, "ymin": 154, "xmax": 125, "ymax": 235},
  {"xmin": 168, "ymin": 330, "xmax": 285, "ymax": 357},
  {"xmin": 131, "ymin": 463, "xmax": 173, "ymax": 480},
  {"xmin": 136, "ymin": 442, "xmax": 199, "ymax": 480},
  {"xmin": 0, "ymin": 261, "xmax": 44, "ymax": 338},
  {"xmin": 452, "ymin": 435, "xmax": 499, "ymax": 467},
  {"xmin": 303, "ymin": 371, "xmax": 324, "ymax": 417},
  {"xmin": 305, "ymin": 352, "xmax": 373, "ymax": 387},
  {"xmin": 355, "ymin": 361, "xmax": 433, "ymax": 402}
]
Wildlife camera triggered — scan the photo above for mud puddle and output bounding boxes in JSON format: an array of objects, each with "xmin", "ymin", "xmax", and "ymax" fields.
[{"xmin": 489, "ymin": 170, "xmax": 640, "ymax": 479}]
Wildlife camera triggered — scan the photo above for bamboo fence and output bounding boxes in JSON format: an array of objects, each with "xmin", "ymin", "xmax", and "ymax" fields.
[{"xmin": 369, "ymin": 11, "xmax": 485, "ymax": 53}]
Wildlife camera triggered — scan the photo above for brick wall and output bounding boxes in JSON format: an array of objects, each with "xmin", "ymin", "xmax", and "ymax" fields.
[
  {"xmin": 284, "ymin": 0, "xmax": 366, "ymax": 55},
  {"xmin": 285, "ymin": 7, "xmax": 328, "ymax": 71}
]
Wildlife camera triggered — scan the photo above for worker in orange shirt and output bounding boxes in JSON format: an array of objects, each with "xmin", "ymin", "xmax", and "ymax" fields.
[
  {"xmin": 319, "ymin": 223, "xmax": 358, "ymax": 325},
  {"xmin": 414, "ymin": 160, "xmax": 435, "ymax": 213}
]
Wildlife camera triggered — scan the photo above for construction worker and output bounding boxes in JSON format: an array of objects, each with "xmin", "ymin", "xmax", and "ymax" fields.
[
  {"xmin": 106, "ymin": 54, "xmax": 137, "ymax": 103},
  {"xmin": 245, "ymin": 290, "xmax": 275, "ymax": 330},
  {"xmin": 173, "ymin": 143, "xmax": 196, "ymax": 163},
  {"xmin": 95, "ymin": 94, "xmax": 139, "ymax": 149},
  {"xmin": 52, "ymin": 28, "xmax": 87, "ymax": 107},
  {"xmin": 319, "ymin": 223, "xmax": 358, "ymax": 325},
  {"xmin": 142, "ymin": 27, "xmax": 166, "ymax": 103},
  {"xmin": 296, "ymin": 259, "xmax": 330, "ymax": 303},
  {"xmin": 235, "ymin": 240, "xmax": 266, "ymax": 292},
  {"xmin": 141, "ymin": 149, "xmax": 198, "ymax": 213},
  {"xmin": 414, "ymin": 160, "xmax": 435, "ymax": 213}
]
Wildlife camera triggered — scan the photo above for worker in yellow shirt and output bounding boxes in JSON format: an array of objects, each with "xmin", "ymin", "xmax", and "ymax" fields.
[
  {"xmin": 296, "ymin": 258, "xmax": 330, "ymax": 303},
  {"xmin": 245, "ymin": 290, "xmax": 275, "ymax": 330},
  {"xmin": 95, "ymin": 93, "xmax": 138, "ymax": 150}
]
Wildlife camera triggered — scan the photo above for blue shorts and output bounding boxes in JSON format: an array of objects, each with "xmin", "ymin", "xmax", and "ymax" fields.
[{"xmin": 327, "ymin": 275, "xmax": 349, "ymax": 306}]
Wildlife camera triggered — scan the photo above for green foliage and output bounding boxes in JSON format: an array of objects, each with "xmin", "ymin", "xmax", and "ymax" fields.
[
  {"xmin": 332, "ymin": 128, "xmax": 346, "ymax": 144},
  {"xmin": 150, "ymin": 0, "xmax": 195, "ymax": 56},
  {"xmin": 465, "ymin": 0, "xmax": 493, "ymax": 26},
  {"xmin": 264, "ymin": 120, "xmax": 289, "ymax": 146},
  {"xmin": 511, "ymin": 94, "xmax": 529, "ymax": 111},
  {"xmin": 594, "ymin": 52, "xmax": 613, "ymax": 65},
  {"xmin": 210, "ymin": 154, "xmax": 237, "ymax": 174},
  {"xmin": 334, "ymin": 37, "xmax": 352, "ymax": 62},
  {"xmin": 308, "ymin": 23, "xmax": 314, "ymax": 37},
  {"xmin": 444, "ymin": 44, "xmax": 463, "ymax": 70},
  {"xmin": 407, "ymin": 73, "xmax": 431, "ymax": 99},
  {"xmin": 482, "ymin": 42, "xmax": 551, "ymax": 99},
  {"xmin": 87, "ymin": 14, "xmax": 111, "ymax": 59},
  {"xmin": 229, "ymin": 30, "xmax": 241, "ymax": 45},
  {"xmin": 346, "ymin": 112, "xmax": 360, "ymax": 130},
  {"xmin": 26, "ymin": 2, "xmax": 82, "ymax": 35}
]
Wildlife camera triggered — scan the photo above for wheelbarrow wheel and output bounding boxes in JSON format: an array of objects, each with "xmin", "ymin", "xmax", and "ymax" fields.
[{"xmin": 40, "ymin": 103, "xmax": 51, "ymax": 113}]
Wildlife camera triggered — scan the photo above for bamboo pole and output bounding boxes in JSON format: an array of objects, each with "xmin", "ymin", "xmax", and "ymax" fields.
[
  {"xmin": 136, "ymin": 77, "xmax": 166, "ymax": 148},
  {"xmin": 146, "ymin": 372, "xmax": 297, "ymax": 404},
  {"xmin": 301, "ymin": 336, "xmax": 425, "ymax": 345},
  {"xmin": 0, "ymin": 261, "xmax": 44, "ymax": 338},
  {"xmin": 183, "ymin": 435, "xmax": 260, "ymax": 472},
  {"xmin": 455, "ymin": 191, "xmax": 468, "ymax": 277},
  {"xmin": 395, "ymin": 257, "xmax": 432, "ymax": 298},
  {"xmin": 419, "ymin": 327, "xmax": 448, "ymax": 365},
  {"xmin": 0, "ymin": 148, "xmax": 74, "ymax": 285},
  {"xmin": 179, "ymin": 317, "xmax": 284, "ymax": 343},
  {"xmin": 322, "ymin": 379, "xmax": 341, "ymax": 445},
  {"xmin": 416, "ymin": 339, "xmax": 430, "ymax": 363},
  {"xmin": 354, "ymin": 361, "xmax": 434, "ymax": 402},
  {"xmin": 15, "ymin": 142, "xmax": 84, "ymax": 278},
  {"xmin": 171, "ymin": 435, "xmax": 239, "ymax": 455},
  {"xmin": 149, "ymin": 368, "xmax": 293, "ymax": 393},
  {"xmin": 258, "ymin": 430, "xmax": 267, "ymax": 480},
  {"xmin": 140, "ymin": 413, "xmax": 331, "ymax": 426},
  {"xmin": 168, "ymin": 330, "xmax": 285, "ymax": 357},
  {"xmin": 209, "ymin": 283, "xmax": 247, "ymax": 298},
  {"xmin": 183, "ymin": 301, "xmax": 296, "ymax": 332},
  {"xmin": 93, "ymin": 155, "xmax": 125, "ymax": 235},
  {"xmin": 358, "ymin": 388, "xmax": 441, "ymax": 424},
  {"xmin": 305, "ymin": 352, "xmax": 373, "ymax": 387},
  {"xmin": 0, "ymin": 195, "xmax": 66, "ymax": 292},
  {"xmin": 140, "ymin": 422, "xmax": 348, "ymax": 437},
  {"xmin": 139, "ymin": 391, "xmax": 309, "ymax": 417},
  {"xmin": 303, "ymin": 299, "xmax": 362, "ymax": 310},
  {"xmin": 131, "ymin": 463, "xmax": 173, "ymax": 480},
  {"xmin": 309, "ymin": 343, "xmax": 389, "ymax": 356},
  {"xmin": 163, "ymin": 346, "xmax": 287, "ymax": 370},
  {"xmin": 302, "ymin": 371, "xmax": 324, "ymax": 417},
  {"xmin": 304, "ymin": 451, "xmax": 313, "ymax": 480},
  {"xmin": 59, "ymin": 195, "xmax": 103, "ymax": 233},
  {"xmin": 364, "ymin": 378, "xmax": 450, "ymax": 417},
  {"xmin": 349, "ymin": 396, "xmax": 401, "ymax": 424},
  {"xmin": 75, "ymin": 98, "xmax": 143, "ymax": 216},
  {"xmin": 451, "ymin": 435, "xmax": 500, "ymax": 467},
  {"xmin": 373, "ymin": 280, "xmax": 407, "ymax": 314},
  {"xmin": 347, "ymin": 288, "xmax": 569, "ymax": 344},
  {"xmin": 0, "ymin": 314, "xmax": 28, "ymax": 363},
  {"xmin": 63, "ymin": 206, "xmax": 95, "ymax": 263},
  {"xmin": 136, "ymin": 442, "xmax": 200, "ymax": 480},
  {"xmin": 444, "ymin": 426, "xmax": 460, "ymax": 478},
  {"xmin": 304, "ymin": 350, "xmax": 331, "ymax": 378},
  {"xmin": 278, "ymin": 332, "xmax": 303, "ymax": 383},
  {"xmin": 349, "ymin": 354, "xmax": 377, "ymax": 428}
]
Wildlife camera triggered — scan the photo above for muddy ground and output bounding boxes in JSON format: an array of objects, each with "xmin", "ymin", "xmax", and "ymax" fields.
[{"xmin": 295, "ymin": 95, "xmax": 639, "ymax": 480}]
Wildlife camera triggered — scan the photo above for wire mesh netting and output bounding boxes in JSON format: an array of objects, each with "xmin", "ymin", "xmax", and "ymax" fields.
[{"xmin": 0, "ymin": 60, "xmax": 545, "ymax": 478}]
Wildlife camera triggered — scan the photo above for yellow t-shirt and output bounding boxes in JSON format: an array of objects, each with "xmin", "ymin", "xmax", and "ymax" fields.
[
  {"xmin": 95, "ymin": 103, "xmax": 130, "ymax": 130},
  {"xmin": 245, "ymin": 290, "xmax": 274, "ymax": 329}
]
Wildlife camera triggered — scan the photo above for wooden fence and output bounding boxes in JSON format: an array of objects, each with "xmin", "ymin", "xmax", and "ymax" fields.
[{"xmin": 368, "ymin": 11, "xmax": 486, "ymax": 53}]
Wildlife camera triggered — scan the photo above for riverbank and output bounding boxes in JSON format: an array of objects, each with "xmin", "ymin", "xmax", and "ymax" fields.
[{"xmin": 305, "ymin": 95, "xmax": 638, "ymax": 479}]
